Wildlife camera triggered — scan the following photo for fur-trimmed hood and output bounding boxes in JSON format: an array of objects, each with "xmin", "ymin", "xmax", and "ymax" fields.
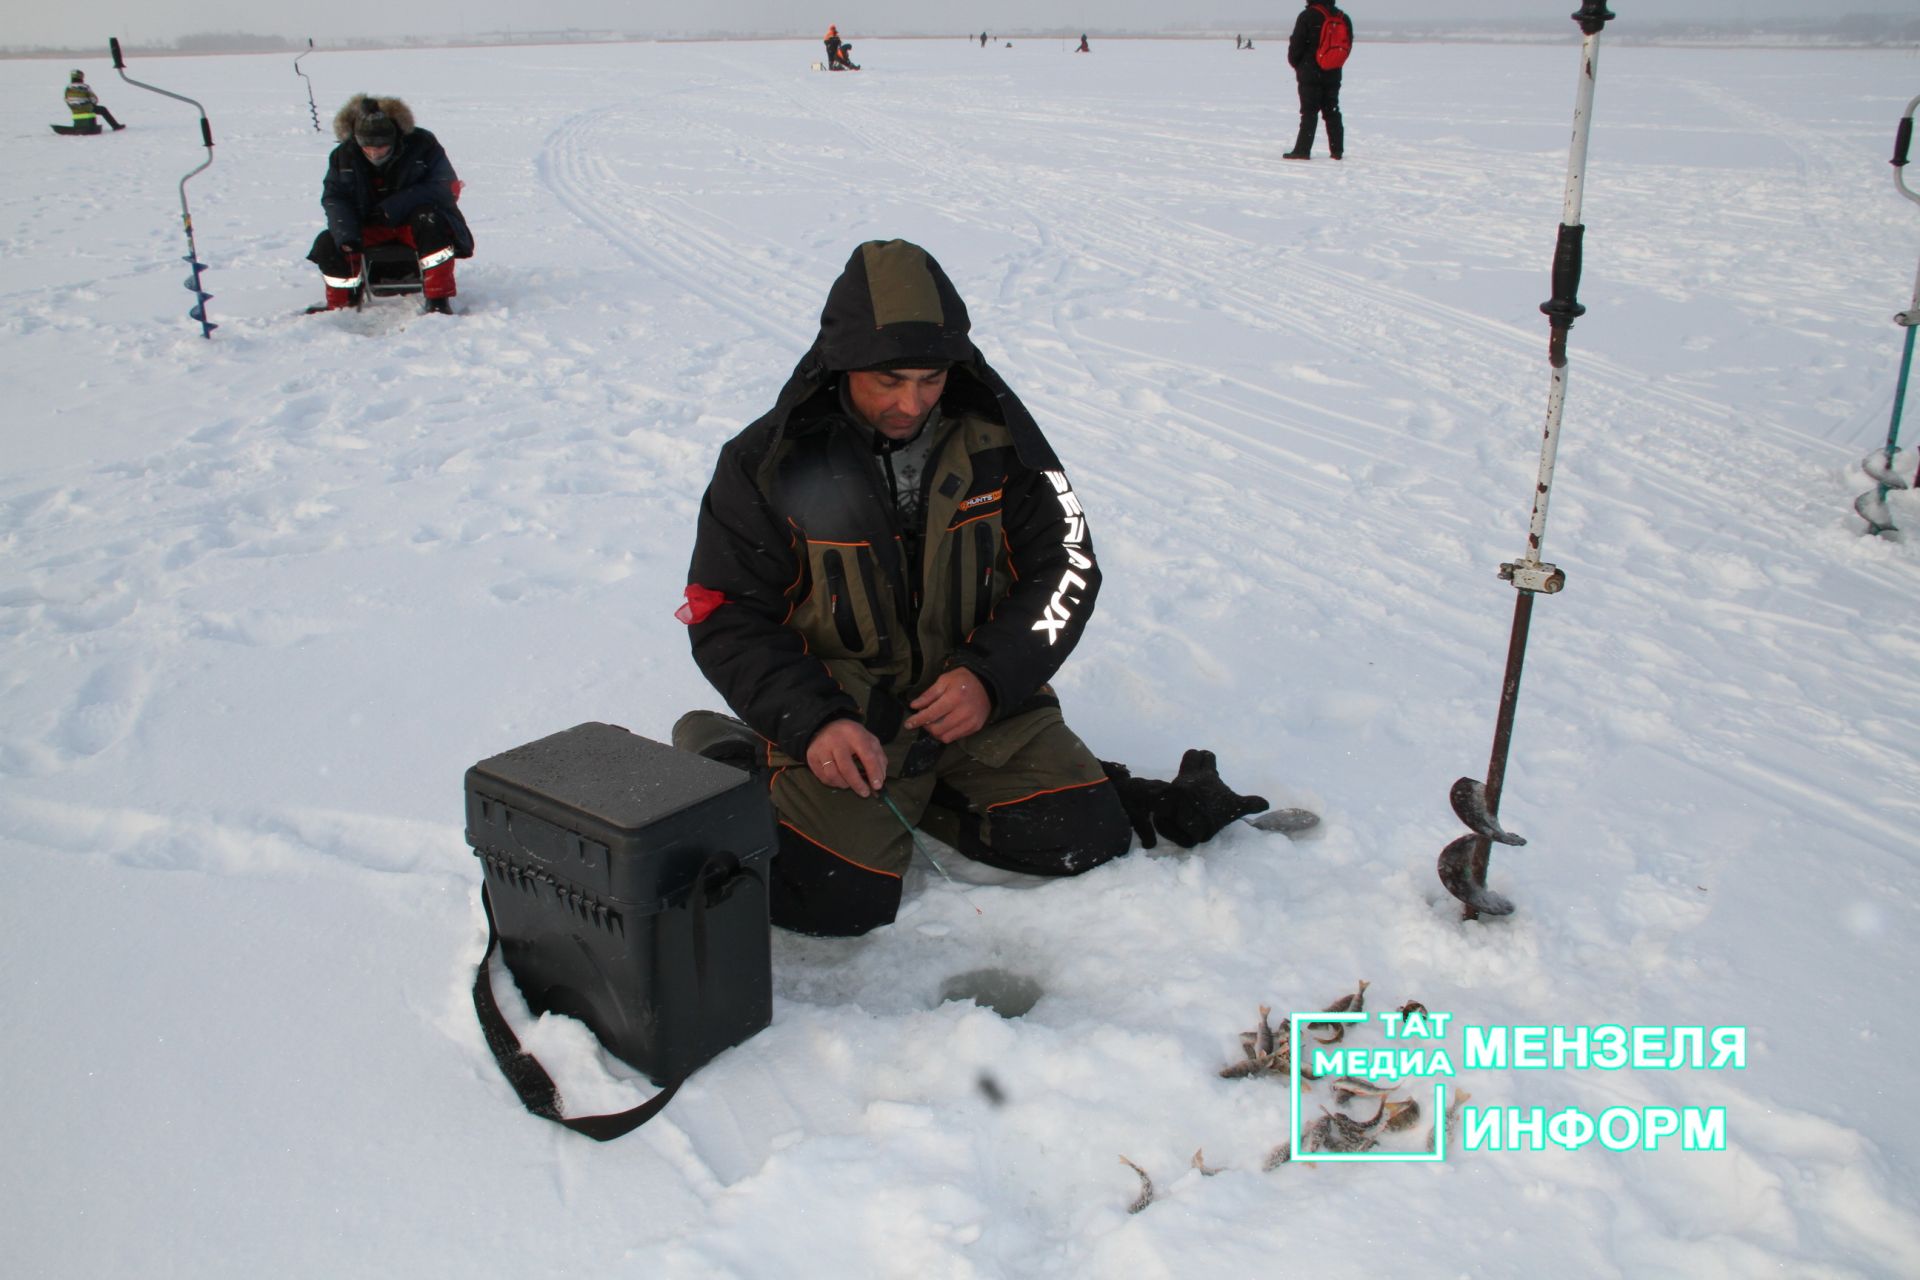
[{"xmin": 332, "ymin": 95, "xmax": 416, "ymax": 143}]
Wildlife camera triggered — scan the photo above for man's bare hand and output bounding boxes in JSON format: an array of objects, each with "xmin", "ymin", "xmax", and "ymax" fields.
[
  {"xmin": 905, "ymin": 669, "xmax": 990, "ymax": 743},
  {"xmin": 805, "ymin": 719, "xmax": 887, "ymax": 797}
]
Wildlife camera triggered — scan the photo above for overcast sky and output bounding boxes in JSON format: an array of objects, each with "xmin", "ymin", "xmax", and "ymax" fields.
[{"xmin": 13, "ymin": 0, "xmax": 1913, "ymax": 52}]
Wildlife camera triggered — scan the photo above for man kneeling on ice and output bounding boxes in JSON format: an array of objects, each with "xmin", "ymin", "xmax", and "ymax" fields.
[
  {"xmin": 675, "ymin": 240, "xmax": 1278, "ymax": 936},
  {"xmin": 306, "ymin": 95, "xmax": 473, "ymax": 315}
]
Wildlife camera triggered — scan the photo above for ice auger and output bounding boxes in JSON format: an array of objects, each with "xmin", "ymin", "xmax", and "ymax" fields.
[
  {"xmin": 1437, "ymin": 2, "xmax": 1617, "ymax": 919},
  {"xmin": 111, "ymin": 37, "xmax": 217, "ymax": 338},
  {"xmin": 1852, "ymin": 94, "xmax": 1920, "ymax": 536}
]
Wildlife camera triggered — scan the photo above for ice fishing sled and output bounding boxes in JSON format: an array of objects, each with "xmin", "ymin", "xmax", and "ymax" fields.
[
  {"xmin": 466, "ymin": 722, "xmax": 776, "ymax": 1139},
  {"xmin": 359, "ymin": 240, "xmax": 430, "ymax": 299},
  {"xmin": 51, "ymin": 122, "xmax": 105, "ymax": 135},
  {"xmin": 304, "ymin": 242, "xmax": 448, "ymax": 315}
]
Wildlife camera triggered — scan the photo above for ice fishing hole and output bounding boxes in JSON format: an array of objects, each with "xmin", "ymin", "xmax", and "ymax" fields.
[{"xmin": 939, "ymin": 968, "xmax": 1043, "ymax": 1019}]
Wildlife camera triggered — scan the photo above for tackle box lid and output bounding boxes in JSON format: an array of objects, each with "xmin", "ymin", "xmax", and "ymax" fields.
[{"xmin": 466, "ymin": 721, "xmax": 753, "ymax": 835}]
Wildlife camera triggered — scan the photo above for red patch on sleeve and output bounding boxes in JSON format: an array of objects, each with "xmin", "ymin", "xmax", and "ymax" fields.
[{"xmin": 675, "ymin": 583, "xmax": 727, "ymax": 625}]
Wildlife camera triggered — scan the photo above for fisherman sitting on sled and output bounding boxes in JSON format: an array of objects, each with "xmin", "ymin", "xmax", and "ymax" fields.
[
  {"xmin": 306, "ymin": 95, "xmax": 473, "ymax": 315},
  {"xmin": 59, "ymin": 70, "xmax": 124, "ymax": 133}
]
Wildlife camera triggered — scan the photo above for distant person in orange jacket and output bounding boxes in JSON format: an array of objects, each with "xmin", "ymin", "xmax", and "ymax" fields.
[{"xmin": 824, "ymin": 25, "xmax": 860, "ymax": 70}]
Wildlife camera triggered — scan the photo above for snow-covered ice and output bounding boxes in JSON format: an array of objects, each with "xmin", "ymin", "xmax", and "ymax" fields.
[{"xmin": 4, "ymin": 34, "xmax": 1919, "ymax": 1278}]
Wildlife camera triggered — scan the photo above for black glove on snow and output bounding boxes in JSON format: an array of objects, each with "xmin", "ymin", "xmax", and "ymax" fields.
[
  {"xmin": 1100, "ymin": 760, "xmax": 1166, "ymax": 850},
  {"xmin": 1151, "ymin": 749, "xmax": 1268, "ymax": 848}
]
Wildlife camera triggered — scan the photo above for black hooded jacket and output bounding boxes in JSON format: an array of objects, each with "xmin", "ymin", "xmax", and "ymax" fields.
[
  {"xmin": 684, "ymin": 240, "xmax": 1101, "ymax": 762},
  {"xmin": 1289, "ymin": 2, "xmax": 1349, "ymax": 81},
  {"xmin": 322, "ymin": 96, "xmax": 474, "ymax": 257}
]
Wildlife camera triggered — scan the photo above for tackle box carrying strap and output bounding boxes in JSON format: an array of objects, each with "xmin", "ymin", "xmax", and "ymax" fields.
[{"xmin": 471, "ymin": 851, "xmax": 741, "ymax": 1141}]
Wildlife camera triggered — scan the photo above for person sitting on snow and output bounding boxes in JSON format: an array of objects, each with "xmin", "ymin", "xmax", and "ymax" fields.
[
  {"xmin": 823, "ymin": 25, "xmax": 860, "ymax": 70},
  {"xmin": 305, "ymin": 95, "xmax": 473, "ymax": 315},
  {"xmin": 674, "ymin": 240, "xmax": 1272, "ymax": 936},
  {"xmin": 64, "ymin": 70, "xmax": 124, "ymax": 132}
]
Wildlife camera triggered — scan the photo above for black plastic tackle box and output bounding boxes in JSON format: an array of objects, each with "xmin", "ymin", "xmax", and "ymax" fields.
[{"xmin": 465, "ymin": 721, "xmax": 775, "ymax": 1084}]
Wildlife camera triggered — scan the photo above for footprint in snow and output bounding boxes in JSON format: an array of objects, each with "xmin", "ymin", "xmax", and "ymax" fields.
[{"xmin": 53, "ymin": 659, "xmax": 149, "ymax": 757}]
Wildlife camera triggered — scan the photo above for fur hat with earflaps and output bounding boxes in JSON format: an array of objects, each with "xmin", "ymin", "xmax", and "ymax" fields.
[{"xmin": 332, "ymin": 95, "xmax": 416, "ymax": 143}]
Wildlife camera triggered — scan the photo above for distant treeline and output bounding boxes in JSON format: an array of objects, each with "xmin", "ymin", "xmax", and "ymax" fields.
[
  {"xmin": 1364, "ymin": 15, "xmax": 1920, "ymax": 45},
  {"xmin": 7, "ymin": 17, "xmax": 1919, "ymax": 58},
  {"xmin": 6, "ymin": 32, "xmax": 446, "ymax": 57}
]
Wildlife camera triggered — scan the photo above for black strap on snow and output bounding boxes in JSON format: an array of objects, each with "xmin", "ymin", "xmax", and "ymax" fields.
[{"xmin": 471, "ymin": 852, "xmax": 739, "ymax": 1141}]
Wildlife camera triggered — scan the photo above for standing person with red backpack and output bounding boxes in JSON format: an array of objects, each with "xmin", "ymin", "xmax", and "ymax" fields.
[{"xmin": 1284, "ymin": 0, "xmax": 1353, "ymax": 160}]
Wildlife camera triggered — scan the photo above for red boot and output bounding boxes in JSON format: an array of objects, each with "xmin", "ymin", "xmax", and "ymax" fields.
[
  {"xmin": 420, "ymin": 245, "xmax": 457, "ymax": 306},
  {"xmin": 321, "ymin": 252, "xmax": 363, "ymax": 310}
]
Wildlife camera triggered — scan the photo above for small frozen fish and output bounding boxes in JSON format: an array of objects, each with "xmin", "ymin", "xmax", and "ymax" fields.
[
  {"xmin": 1330, "ymin": 1075, "xmax": 1387, "ymax": 1105},
  {"xmin": 1321, "ymin": 1110, "xmax": 1380, "ymax": 1153},
  {"xmin": 1313, "ymin": 980, "xmax": 1369, "ymax": 1044},
  {"xmin": 1119, "ymin": 1156, "xmax": 1155, "ymax": 1214},
  {"xmin": 1219, "ymin": 1056, "xmax": 1269, "ymax": 1079}
]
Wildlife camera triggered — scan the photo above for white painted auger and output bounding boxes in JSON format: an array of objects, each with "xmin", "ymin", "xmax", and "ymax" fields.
[{"xmin": 1438, "ymin": 1, "xmax": 1617, "ymax": 919}]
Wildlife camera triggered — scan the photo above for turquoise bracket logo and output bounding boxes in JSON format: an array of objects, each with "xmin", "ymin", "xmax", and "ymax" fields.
[{"xmin": 1288, "ymin": 1011, "xmax": 1449, "ymax": 1163}]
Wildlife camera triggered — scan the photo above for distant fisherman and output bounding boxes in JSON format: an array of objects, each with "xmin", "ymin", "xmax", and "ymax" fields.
[
  {"xmin": 824, "ymin": 24, "xmax": 860, "ymax": 70},
  {"xmin": 62, "ymin": 70, "xmax": 125, "ymax": 133}
]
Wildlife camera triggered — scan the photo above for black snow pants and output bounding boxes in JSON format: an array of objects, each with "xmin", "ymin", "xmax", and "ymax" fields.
[{"xmin": 1291, "ymin": 70, "xmax": 1344, "ymax": 158}]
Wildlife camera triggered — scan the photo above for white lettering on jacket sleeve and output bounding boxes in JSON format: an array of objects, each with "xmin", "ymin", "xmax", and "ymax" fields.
[{"xmin": 1032, "ymin": 470, "xmax": 1093, "ymax": 643}]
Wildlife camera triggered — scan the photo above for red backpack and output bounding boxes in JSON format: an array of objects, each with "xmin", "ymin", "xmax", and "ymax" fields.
[{"xmin": 1312, "ymin": 4, "xmax": 1353, "ymax": 71}]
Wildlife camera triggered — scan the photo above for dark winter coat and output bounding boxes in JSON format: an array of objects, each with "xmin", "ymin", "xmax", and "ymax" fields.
[
  {"xmin": 684, "ymin": 240, "xmax": 1101, "ymax": 763},
  {"xmin": 1289, "ymin": 2, "xmax": 1349, "ymax": 82},
  {"xmin": 321, "ymin": 96, "xmax": 474, "ymax": 257}
]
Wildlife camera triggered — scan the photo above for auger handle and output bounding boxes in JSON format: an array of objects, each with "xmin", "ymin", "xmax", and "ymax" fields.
[
  {"xmin": 112, "ymin": 36, "xmax": 215, "ymax": 129},
  {"xmin": 1541, "ymin": 224, "xmax": 1588, "ymax": 368},
  {"xmin": 1573, "ymin": 2, "xmax": 1616, "ymax": 36},
  {"xmin": 1898, "ymin": 95, "xmax": 1920, "ymax": 208}
]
